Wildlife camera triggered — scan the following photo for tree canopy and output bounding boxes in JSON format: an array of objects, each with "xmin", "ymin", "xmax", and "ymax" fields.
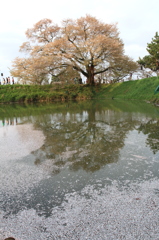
[
  {"xmin": 138, "ymin": 32, "xmax": 159, "ymax": 75},
  {"xmin": 11, "ymin": 15, "xmax": 137, "ymax": 85}
]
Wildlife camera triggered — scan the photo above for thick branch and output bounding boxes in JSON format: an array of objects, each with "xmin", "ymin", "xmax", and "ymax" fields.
[{"xmin": 94, "ymin": 67, "xmax": 111, "ymax": 75}]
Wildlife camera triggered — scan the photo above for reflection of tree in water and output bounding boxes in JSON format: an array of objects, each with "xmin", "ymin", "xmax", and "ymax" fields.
[
  {"xmin": 138, "ymin": 119, "xmax": 159, "ymax": 154},
  {"xmin": 32, "ymin": 108, "xmax": 140, "ymax": 173}
]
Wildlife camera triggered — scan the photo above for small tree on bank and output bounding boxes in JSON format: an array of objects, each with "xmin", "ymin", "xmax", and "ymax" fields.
[
  {"xmin": 138, "ymin": 32, "xmax": 159, "ymax": 76},
  {"xmin": 11, "ymin": 15, "xmax": 137, "ymax": 85}
]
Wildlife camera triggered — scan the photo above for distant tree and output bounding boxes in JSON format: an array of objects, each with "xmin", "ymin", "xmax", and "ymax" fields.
[
  {"xmin": 11, "ymin": 16, "xmax": 137, "ymax": 85},
  {"xmin": 51, "ymin": 66, "xmax": 81, "ymax": 84},
  {"xmin": 138, "ymin": 32, "xmax": 159, "ymax": 75},
  {"xmin": 108, "ymin": 55, "xmax": 138, "ymax": 82},
  {"xmin": 10, "ymin": 57, "xmax": 49, "ymax": 85}
]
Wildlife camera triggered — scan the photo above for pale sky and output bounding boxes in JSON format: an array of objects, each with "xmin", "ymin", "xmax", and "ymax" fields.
[{"xmin": 0, "ymin": 0, "xmax": 158, "ymax": 78}]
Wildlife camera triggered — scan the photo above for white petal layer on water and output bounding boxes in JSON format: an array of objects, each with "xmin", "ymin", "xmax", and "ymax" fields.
[
  {"xmin": 1, "ymin": 179, "xmax": 159, "ymax": 240},
  {"xmin": 0, "ymin": 124, "xmax": 46, "ymax": 194}
]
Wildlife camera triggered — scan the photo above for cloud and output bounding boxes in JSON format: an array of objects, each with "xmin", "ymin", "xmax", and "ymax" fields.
[
  {"xmin": 124, "ymin": 44, "xmax": 147, "ymax": 60},
  {"xmin": 0, "ymin": 0, "xmax": 159, "ymax": 77}
]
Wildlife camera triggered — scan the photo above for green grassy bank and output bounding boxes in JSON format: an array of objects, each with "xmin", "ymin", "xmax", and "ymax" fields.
[
  {"xmin": 96, "ymin": 76, "xmax": 159, "ymax": 104},
  {"xmin": 0, "ymin": 84, "xmax": 95, "ymax": 103},
  {"xmin": 0, "ymin": 76, "xmax": 159, "ymax": 104}
]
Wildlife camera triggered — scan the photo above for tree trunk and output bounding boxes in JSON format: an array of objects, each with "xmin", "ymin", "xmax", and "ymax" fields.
[{"xmin": 87, "ymin": 65, "xmax": 95, "ymax": 85}]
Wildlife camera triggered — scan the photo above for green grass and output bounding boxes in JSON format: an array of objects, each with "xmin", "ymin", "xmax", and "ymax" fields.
[
  {"xmin": 1, "ymin": 77, "xmax": 159, "ymax": 104},
  {"xmin": 96, "ymin": 76, "xmax": 159, "ymax": 104},
  {"xmin": 0, "ymin": 84, "xmax": 95, "ymax": 103}
]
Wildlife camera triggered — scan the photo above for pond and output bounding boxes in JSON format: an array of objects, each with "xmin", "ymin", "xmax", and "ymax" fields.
[{"xmin": 1, "ymin": 99, "xmax": 159, "ymax": 240}]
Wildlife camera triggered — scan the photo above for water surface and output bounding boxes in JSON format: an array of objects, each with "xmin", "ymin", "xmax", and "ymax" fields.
[{"xmin": 1, "ymin": 99, "xmax": 159, "ymax": 239}]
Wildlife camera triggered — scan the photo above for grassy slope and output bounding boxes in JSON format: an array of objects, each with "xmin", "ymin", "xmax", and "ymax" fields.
[
  {"xmin": 96, "ymin": 76, "xmax": 159, "ymax": 104},
  {"xmin": 0, "ymin": 77, "xmax": 159, "ymax": 104},
  {"xmin": 0, "ymin": 84, "xmax": 94, "ymax": 103}
]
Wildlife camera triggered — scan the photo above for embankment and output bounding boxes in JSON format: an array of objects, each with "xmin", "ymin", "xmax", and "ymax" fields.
[
  {"xmin": 96, "ymin": 76, "xmax": 159, "ymax": 104},
  {"xmin": 0, "ymin": 77, "xmax": 159, "ymax": 104}
]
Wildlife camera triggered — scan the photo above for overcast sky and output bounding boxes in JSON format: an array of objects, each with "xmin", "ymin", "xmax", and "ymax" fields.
[{"xmin": 0, "ymin": 0, "xmax": 158, "ymax": 77}]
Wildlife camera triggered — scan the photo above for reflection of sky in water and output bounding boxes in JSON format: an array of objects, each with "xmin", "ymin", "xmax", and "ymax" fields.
[
  {"xmin": 0, "ymin": 123, "xmax": 45, "ymax": 161},
  {"xmin": 1, "ymin": 103, "xmax": 159, "ymax": 218}
]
